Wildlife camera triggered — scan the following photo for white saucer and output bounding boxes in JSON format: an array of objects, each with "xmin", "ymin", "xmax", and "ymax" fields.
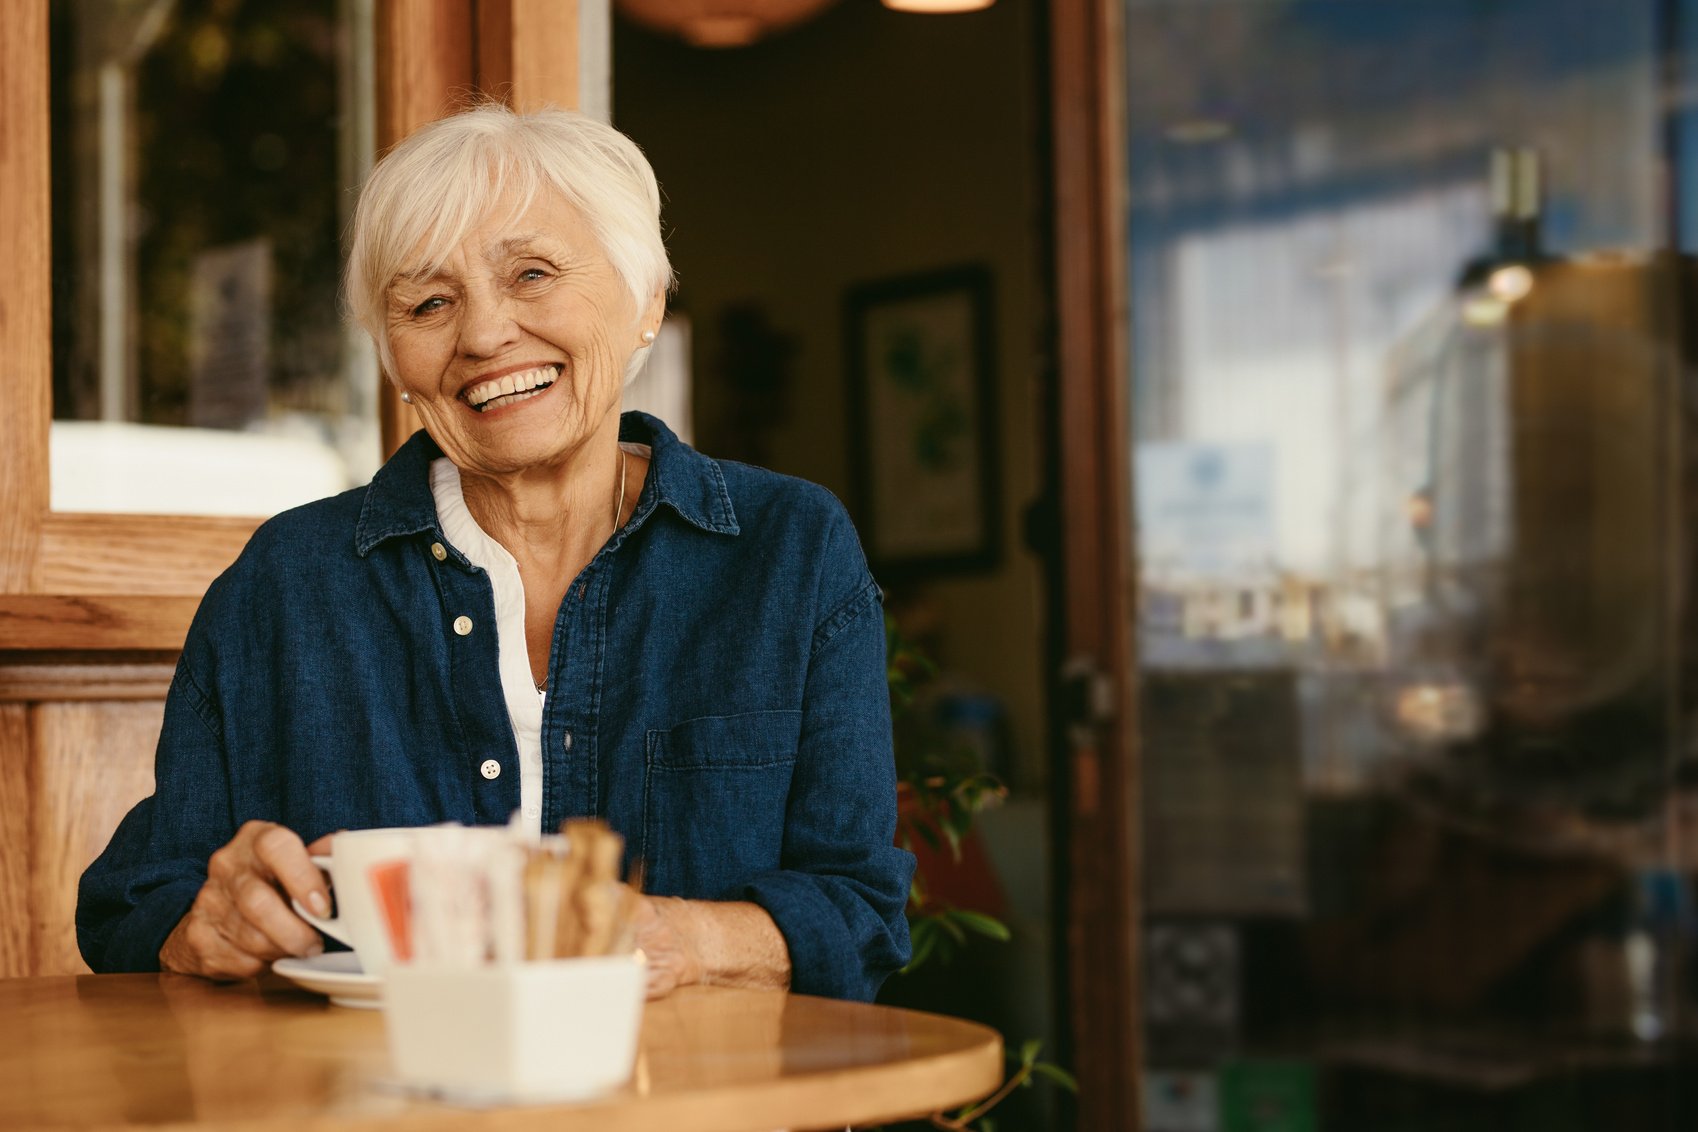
[{"xmin": 272, "ymin": 952, "xmax": 384, "ymax": 1009}]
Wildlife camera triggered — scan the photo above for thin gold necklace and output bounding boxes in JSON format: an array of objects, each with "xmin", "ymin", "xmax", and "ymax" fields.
[
  {"xmin": 537, "ymin": 447, "xmax": 625, "ymax": 695},
  {"xmin": 613, "ymin": 444, "xmax": 627, "ymax": 534}
]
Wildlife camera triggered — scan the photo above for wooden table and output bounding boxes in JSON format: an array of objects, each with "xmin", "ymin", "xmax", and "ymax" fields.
[{"xmin": 0, "ymin": 974, "xmax": 1003, "ymax": 1131}]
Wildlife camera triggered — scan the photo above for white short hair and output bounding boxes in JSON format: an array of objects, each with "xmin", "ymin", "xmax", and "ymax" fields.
[{"xmin": 345, "ymin": 103, "xmax": 675, "ymax": 376}]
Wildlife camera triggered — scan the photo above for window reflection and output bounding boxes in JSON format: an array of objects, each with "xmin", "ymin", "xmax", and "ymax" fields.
[
  {"xmin": 49, "ymin": 0, "xmax": 376, "ymax": 516},
  {"xmin": 1128, "ymin": 1, "xmax": 1696, "ymax": 1126}
]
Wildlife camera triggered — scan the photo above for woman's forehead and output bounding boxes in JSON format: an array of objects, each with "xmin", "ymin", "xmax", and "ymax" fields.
[{"xmin": 394, "ymin": 191, "xmax": 595, "ymax": 284}]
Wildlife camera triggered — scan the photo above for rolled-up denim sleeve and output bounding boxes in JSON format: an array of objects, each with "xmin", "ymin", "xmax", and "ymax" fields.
[
  {"xmin": 740, "ymin": 578, "xmax": 915, "ymax": 1001},
  {"xmin": 77, "ymin": 659, "xmax": 232, "ymax": 973}
]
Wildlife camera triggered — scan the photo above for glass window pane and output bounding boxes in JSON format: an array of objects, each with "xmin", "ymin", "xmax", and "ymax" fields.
[
  {"xmin": 49, "ymin": 0, "xmax": 377, "ymax": 516},
  {"xmin": 1127, "ymin": 1, "xmax": 1696, "ymax": 1125}
]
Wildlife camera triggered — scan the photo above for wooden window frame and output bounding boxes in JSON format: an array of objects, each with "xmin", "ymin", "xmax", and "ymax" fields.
[{"xmin": 0, "ymin": 0, "xmax": 587, "ymax": 652}]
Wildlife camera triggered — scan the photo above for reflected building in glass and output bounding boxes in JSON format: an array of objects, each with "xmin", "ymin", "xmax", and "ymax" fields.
[{"xmin": 1126, "ymin": 1, "xmax": 1698, "ymax": 1126}]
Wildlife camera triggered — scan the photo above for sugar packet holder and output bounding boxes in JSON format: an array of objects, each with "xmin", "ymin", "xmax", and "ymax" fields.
[{"xmin": 378, "ymin": 819, "xmax": 647, "ymax": 1104}]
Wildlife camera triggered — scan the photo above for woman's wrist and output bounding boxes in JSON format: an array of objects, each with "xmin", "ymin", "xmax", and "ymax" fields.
[
  {"xmin": 686, "ymin": 899, "xmax": 791, "ymax": 990},
  {"xmin": 642, "ymin": 897, "xmax": 790, "ymax": 993}
]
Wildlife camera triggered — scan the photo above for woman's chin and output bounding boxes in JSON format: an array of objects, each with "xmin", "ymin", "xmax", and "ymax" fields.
[{"xmin": 451, "ymin": 415, "xmax": 592, "ymax": 478}]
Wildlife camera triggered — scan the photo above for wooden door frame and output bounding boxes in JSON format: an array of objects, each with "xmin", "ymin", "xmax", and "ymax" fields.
[{"xmin": 1049, "ymin": 0, "xmax": 1142, "ymax": 1125}]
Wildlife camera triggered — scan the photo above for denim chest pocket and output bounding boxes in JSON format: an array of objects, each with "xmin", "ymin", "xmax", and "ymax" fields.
[{"xmin": 642, "ymin": 709, "xmax": 802, "ymax": 899}]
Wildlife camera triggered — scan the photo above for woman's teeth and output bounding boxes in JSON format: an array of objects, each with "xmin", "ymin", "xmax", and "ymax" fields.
[{"xmin": 464, "ymin": 366, "xmax": 556, "ymax": 411}]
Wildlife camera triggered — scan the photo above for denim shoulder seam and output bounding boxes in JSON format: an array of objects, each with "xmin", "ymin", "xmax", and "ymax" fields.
[
  {"xmin": 811, "ymin": 577, "xmax": 883, "ymax": 657},
  {"xmin": 172, "ymin": 660, "xmax": 224, "ymax": 746}
]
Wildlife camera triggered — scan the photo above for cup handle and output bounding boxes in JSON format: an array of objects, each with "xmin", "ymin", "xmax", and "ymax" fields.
[{"xmin": 291, "ymin": 854, "xmax": 354, "ymax": 948}]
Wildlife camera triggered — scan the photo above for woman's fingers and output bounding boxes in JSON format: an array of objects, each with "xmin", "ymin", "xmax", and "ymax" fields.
[
  {"xmin": 207, "ymin": 909, "xmax": 284, "ymax": 976},
  {"xmin": 303, "ymin": 830, "xmax": 342, "ymax": 857},
  {"xmin": 163, "ymin": 887, "xmax": 276, "ymax": 979},
  {"xmin": 228, "ymin": 871, "xmax": 322, "ymax": 958},
  {"xmin": 251, "ymin": 823, "xmax": 331, "ymax": 921}
]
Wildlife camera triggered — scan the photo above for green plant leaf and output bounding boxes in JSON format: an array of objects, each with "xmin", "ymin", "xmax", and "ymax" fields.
[
  {"xmin": 952, "ymin": 909, "xmax": 1012, "ymax": 942},
  {"xmin": 936, "ymin": 914, "xmax": 967, "ymax": 945},
  {"xmin": 1017, "ymin": 1038, "xmax": 1042, "ymax": 1066},
  {"xmin": 909, "ymin": 816, "xmax": 944, "ymax": 854},
  {"xmin": 1031, "ymin": 1062, "xmax": 1079, "ymax": 1093}
]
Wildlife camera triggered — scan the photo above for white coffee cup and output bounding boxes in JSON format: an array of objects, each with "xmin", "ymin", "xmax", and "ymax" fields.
[
  {"xmin": 292, "ymin": 827, "xmax": 415, "ymax": 977},
  {"xmin": 293, "ymin": 824, "xmax": 518, "ymax": 977}
]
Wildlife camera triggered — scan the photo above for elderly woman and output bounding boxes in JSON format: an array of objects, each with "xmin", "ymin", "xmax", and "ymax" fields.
[{"xmin": 77, "ymin": 105, "xmax": 913, "ymax": 1002}]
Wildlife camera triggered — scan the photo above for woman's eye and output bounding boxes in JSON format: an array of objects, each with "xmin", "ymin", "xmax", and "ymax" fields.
[
  {"xmin": 517, "ymin": 267, "xmax": 548, "ymax": 284},
  {"xmin": 411, "ymin": 297, "xmax": 446, "ymax": 317}
]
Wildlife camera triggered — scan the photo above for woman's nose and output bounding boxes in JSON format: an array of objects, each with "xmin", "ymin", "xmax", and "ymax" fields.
[{"xmin": 456, "ymin": 289, "xmax": 521, "ymax": 357}]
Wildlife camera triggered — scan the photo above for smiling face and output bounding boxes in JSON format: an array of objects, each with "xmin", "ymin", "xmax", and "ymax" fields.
[{"xmin": 384, "ymin": 188, "xmax": 662, "ymax": 480}]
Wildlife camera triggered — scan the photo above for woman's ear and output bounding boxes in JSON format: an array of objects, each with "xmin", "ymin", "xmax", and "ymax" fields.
[{"xmin": 640, "ymin": 287, "xmax": 667, "ymax": 338}]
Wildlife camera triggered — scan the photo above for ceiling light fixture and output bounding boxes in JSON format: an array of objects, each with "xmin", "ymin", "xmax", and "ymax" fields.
[
  {"xmin": 882, "ymin": 0, "xmax": 996, "ymax": 12},
  {"xmin": 616, "ymin": 0, "xmax": 843, "ymax": 48}
]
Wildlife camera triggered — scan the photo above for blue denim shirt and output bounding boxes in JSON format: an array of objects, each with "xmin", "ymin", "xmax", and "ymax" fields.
[{"xmin": 77, "ymin": 413, "xmax": 914, "ymax": 1000}]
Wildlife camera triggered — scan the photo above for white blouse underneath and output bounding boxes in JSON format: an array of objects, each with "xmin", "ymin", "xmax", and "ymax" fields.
[
  {"xmin": 427, "ymin": 446, "xmax": 650, "ymax": 839},
  {"xmin": 430, "ymin": 457, "xmax": 546, "ymax": 838}
]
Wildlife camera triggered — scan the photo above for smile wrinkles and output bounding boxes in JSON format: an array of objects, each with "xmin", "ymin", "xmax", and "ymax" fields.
[{"xmin": 462, "ymin": 365, "xmax": 559, "ymax": 411}]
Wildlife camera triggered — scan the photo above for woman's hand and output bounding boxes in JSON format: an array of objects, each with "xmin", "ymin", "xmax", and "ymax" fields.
[
  {"xmin": 632, "ymin": 896, "xmax": 791, "ymax": 999},
  {"xmin": 632, "ymin": 896, "xmax": 707, "ymax": 997},
  {"xmin": 158, "ymin": 821, "xmax": 333, "ymax": 980}
]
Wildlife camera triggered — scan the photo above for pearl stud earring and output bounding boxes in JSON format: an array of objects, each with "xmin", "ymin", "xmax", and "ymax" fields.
[
  {"xmin": 400, "ymin": 391, "xmax": 412, "ymax": 404},
  {"xmin": 642, "ymin": 329, "xmax": 657, "ymax": 344}
]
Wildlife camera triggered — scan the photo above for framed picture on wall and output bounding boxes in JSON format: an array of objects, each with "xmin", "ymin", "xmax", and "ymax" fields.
[{"xmin": 845, "ymin": 265, "xmax": 1000, "ymax": 579}]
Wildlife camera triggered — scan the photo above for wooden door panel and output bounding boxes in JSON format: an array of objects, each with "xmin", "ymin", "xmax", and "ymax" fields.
[
  {"xmin": 0, "ymin": 705, "xmax": 32, "ymax": 977},
  {"xmin": 27, "ymin": 702, "xmax": 161, "ymax": 976}
]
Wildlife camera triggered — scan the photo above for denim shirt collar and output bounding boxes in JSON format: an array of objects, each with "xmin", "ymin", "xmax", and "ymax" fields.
[{"xmin": 353, "ymin": 411, "xmax": 739, "ymax": 557}]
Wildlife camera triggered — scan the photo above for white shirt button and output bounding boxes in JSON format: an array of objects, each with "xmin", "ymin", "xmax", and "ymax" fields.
[
  {"xmin": 453, "ymin": 615, "xmax": 473, "ymax": 636},
  {"xmin": 480, "ymin": 759, "xmax": 501, "ymax": 780},
  {"xmin": 563, "ymin": 731, "xmax": 573, "ymax": 752},
  {"xmin": 431, "ymin": 542, "xmax": 447, "ymax": 561}
]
